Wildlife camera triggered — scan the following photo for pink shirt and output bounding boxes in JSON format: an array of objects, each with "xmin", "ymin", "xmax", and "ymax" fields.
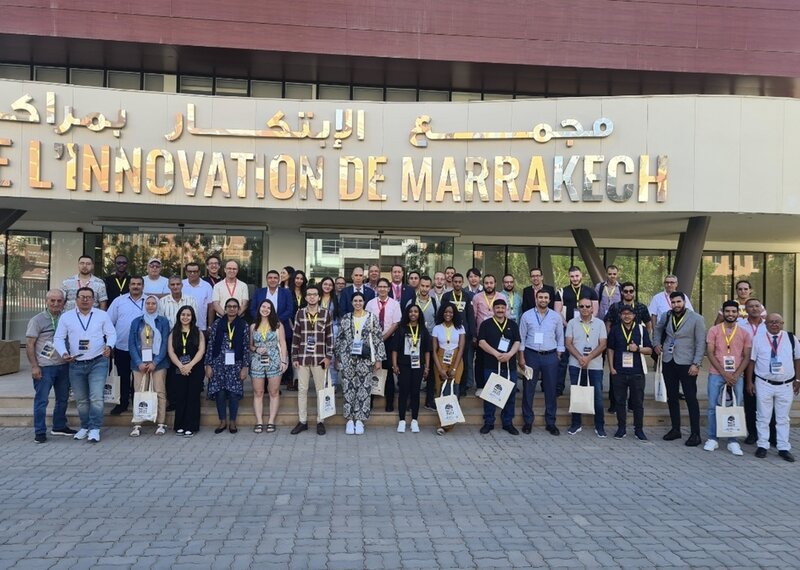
[
  {"xmin": 706, "ymin": 323, "xmax": 752, "ymax": 375},
  {"xmin": 365, "ymin": 297, "xmax": 402, "ymax": 337},
  {"xmin": 472, "ymin": 290, "xmax": 508, "ymax": 335}
]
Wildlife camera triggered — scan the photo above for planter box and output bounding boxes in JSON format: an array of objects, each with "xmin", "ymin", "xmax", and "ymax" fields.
[{"xmin": 0, "ymin": 341, "xmax": 20, "ymax": 375}]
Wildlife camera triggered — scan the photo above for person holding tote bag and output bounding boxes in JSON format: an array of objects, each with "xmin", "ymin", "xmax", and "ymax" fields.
[
  {"xmin": 431, "ymin": 303, "xmax": 465, "ymax": 435},
  {"xmin": 391, "ymin": 304, "xmax": 432, "ymax": 434},
  {"xmin": 167, "ymin": 305, "xmax": 206, "ymax": 437},
  {"xmin": 334, "ymin": 293, "xmax": 386, "ymax": 435},
  {"xmin": 129, "ymin": 295, "xmax": 171, "ymax": 437}
]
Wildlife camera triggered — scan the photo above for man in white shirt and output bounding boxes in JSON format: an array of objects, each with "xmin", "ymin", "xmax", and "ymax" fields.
[
  {"xmin": 106, "ymin": 276, "xmax": 145, "ymax": 415},
  {"xmin": 142, "ymin": 258, "xmax": 169, "ymax": 298},
  {"xmin": 159, "ymin": 276, "xmax": 198, "ymax": 328},
  {"xmin": 212, "ymin": 259, "xmax": 249, "ymax": 317},
  {"xmin": 182, "ymin": 262, "xmax": 214, "ymax": 332},
  {"xmin": 53, "ymin": 287, "xmax": 116, "ymax": 443},
  {"xmin": 648, "ymin": 274, "xmax": 694, "ymax": 330},
  {"xmin": 61, "ymin": 255, "xmax": 108, "ymax": 311},
  {"xmin": 366, "ymin": 278, "xmax": 402, "ymax": 412}
]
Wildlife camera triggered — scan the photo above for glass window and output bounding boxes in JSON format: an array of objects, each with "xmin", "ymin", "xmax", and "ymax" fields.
[
  {"xmin": 144, "ymin": 73, "xmax": 177, "ymax": 93},
  {"xmin": 108, "ymin": 71, "xmax": 141, "ymax": 90},
  {"xmin": 483, "ymin": 93, "xmax": 513, "ymax": 100},
  {"xmin": 318, "ymin": 84, "xmax": 350, "ymax": 100},
  {"xmin": 635, "ymin": 250, "xmax": 671, "ymax": 305},
  {"xmin": 215, "ymin": 78, "xmax": 248, "ymax": 97},
  {"xmin": 451, "ymin": 91, "xmax": 481, "ymax": 102},
  {"xmin": 472, "ymin": 245, "xmax": 505, "ymax": 283},
  {"xmin": 385, "ymin": 88, "xmax": 416, "ymax": 102},
  {"xmin": 506, "ymin": 246, "xmax": 539, "ymax": 290},
  {"xmin": 700, "ymin": 252, "xmax": 732, "ymax": 330},
  {"xmin": 765, "ymin": 253, "xmax": 795, "ymax": 329},
  {"xmin": 540, "ymin": 247, "xmax": 572, "ymax": 288},
  {"xmin": 285, "ymin": 82, "xmax": 314, "ymax": 99},
  {"xmin": 604, "ymin": 249, "xmax": 636, "ymax": 287},
  {"xmin": 0, "ymin": 64, "xmax": 30, "ymax": 80},
  {"xmin": 251, "ymin": 80, "xmax": 282, "ymax": 98},
  {"xmin": 418, "ymin": 90, "xmax": 449, "ymax": 102},
  {"xmin": 353, "ymin": 86, "xmax": 383, "ymax": 101},
  {"xmin": 34, "ymin": 66, "xmax": 67, "ymax": 83},
  {"xmin": 83, "ymin": 233, "xmax": 103, "ymax": 276},
  {"xmin": 70, "ymin": 68, "xmax": 104, "ymax": 87},
  {"xmin": 180, "ymin": 76, "xmax": 213, "ymax": 95},
  {"xmin": 734, "ymin": 253, "xmax": 765, "ymax": 300},
  {"xmin": 2, "ymin": 231, "xmax": 51, "ymax": 342}
]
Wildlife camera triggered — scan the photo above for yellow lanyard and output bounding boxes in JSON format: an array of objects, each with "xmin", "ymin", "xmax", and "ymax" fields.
[
  {"xmin": 621, "ymin": 324, "xmax": 634, "ymax": 345},
  {"xmin": 416, "ymin": 297, "xmax": 431, "ymax": 313},
  {"xmin": 296, "ymin": 293, "xmax": 302, "ymax": 306},
  {"xmin": 571, "ymin": 285, "xmax": 581, "ymax": 299},
  {"xmin": 453, "ymin": 291, "xmax": 462, "ymax": 304},
  {"xmin": 257, "ymin": 324, "xmax": 270, "ymax": 338},
  {"xmin": 354, "ymin": 314, "xmax": 365, "ymax": 336},
  {"xmin": 604, "ymin": 284, "xmax": 616, "ymax": 299},
  {"xmin": 508, "ymin": 294, "xmax": 515, "ymax": 311},
  {"xmin": 181, "ymin": 331, "xmax": 188, "ymax": 355},
  {"xmin": 492, "ymin": 317, "xmax": 507, "ymax": 335},
  {"xmin": 409, "ymin": 325, "xmax": 420, "ymax": 347},
  {"xmin": 144, "ymin": 324, "xmax": 152, "ymax": 345},
  {"xmin": 580, "ymin": 320, "xmax": 593, "ymax": 339},
  {"xmin": 722, "ymin": 324, "xmax": 738, "ymax": 354},
  {"xmin": 483, "ymin": 292, "xmax": 496, "ymax": 308},
  {"xmin": 115, "ymin": 277, "xmax": 127, "ymax": 292},
  {"xmin": 671, "ymin": 312, "xmax": 686, "ymax": 331},
  {"xmin": 227, "ymin": 321, "xmax": 235, "ymax": 348},
  {"xmin": 307, "ymin": 310, "xmax": 319, "ymax": 331},
  {"xmin": 444, "ymin": 324, "xmax": 453, "ymax": 345}
]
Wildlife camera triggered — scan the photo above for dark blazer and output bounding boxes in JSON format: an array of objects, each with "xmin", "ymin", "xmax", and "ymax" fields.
[
  {"xmin": 250, "ymin": 286, "xmax": 294, "ymax": 327},
  {"xmin": 339, "ymin": 285, "xmax": 376, "ymax": 315},
  {"xmin": 521, "ymin": 284, "xmax": 557, "ymax": 313},
  {"xmin": 388, "ymin": 283, "xmax": 415, "ymax": 307},
  {"xmin": 440, "ymin": 289, "xmax": 475, "ymax": 337}
]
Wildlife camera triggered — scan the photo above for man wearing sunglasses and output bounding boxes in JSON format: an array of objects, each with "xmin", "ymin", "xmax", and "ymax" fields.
[{"xmin": 104, "ymin": 254, "xmax": 131, "ymax": 305}]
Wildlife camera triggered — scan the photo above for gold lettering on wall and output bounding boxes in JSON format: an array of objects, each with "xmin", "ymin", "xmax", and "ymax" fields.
[
  {"xmin": 0, "ymin": 138, "xmax": 10, "ymax": 187},
  {"xmin": 299, "ymin": 156, "xmax": 323, "ymax": 200},
  {"xmin": 582, "ymin": 154, "xmax": 604, "ymax": 202},
  {"xmin": 522, "ymin": 156, "xmax": 549, "ymax": 202},
  {"xmin": 255, "ymin": 165, "xmax": 265, "ymax": 199},
  {"xmin": 28, "ymin": 140, "xmax": 52, "ymax": 189},
  {"xmin": 230, "ymin": 152, "xmax": 254, "ymax": 198},
  {"xmin": 114, "ymin": 147, "xmax": 142, "ymax": 193},
  {"xmin": 204, "ymin": 152, "xmax": 229, "ymax": 198},
  {"xmin": 177, "ymin": 150, "xmax": 204, "ymax": 197},
  {"xmin": 494, "ymin": 156, "xmax": 520, "ymax": 202},
  {"xmin": 553, "ymin": 155, "xmax": 580, "ymax": 202},
  {"xmin": 146, "ymin": 149, "xmax": 174, "ymax": 195},
  {"xmin": 401, "ymin": 157, "xmax": 432, "ymax": 202},
  {"xmin": 464, "ymin": 157, "xmax": 489, "ymax": 202},
  {"xmin": 436, "ymin": 156, "xmax": 461, "ymax": 202},
  {"xmin": 606, "ymin": 155, "xmax": 634, "ymax": 203},
  {"xmin": 638, "ymin": 155, "xmax": 668, "ymax": 203},
  {"xmin": 367, "ymin": 156, "xmax": 387, "ymax": 201},
  {"xmin": 339, "ymin": 156, "xmax": 363, "ymax": 201},
  {"xmin": 65, "ymin": 143, "xmax": 78, "ymax": 190},
  {"xmin": 82, "ymin": 145, "xmax": 110, "ymax": 192},
  {"xmin": 270, "ymin": 154, "xmax": 295, "ymax": 200}
]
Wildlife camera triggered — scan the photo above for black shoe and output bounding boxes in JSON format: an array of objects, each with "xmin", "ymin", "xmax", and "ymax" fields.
[
  {"xmin": 522, "ymin": 424, "xmax": 532, "ymax": 434},
  {"xmin": 316, "ymin": 423, "xmax": 326, "ymax": 435},
  {"xmin": 385, "ymin": 406, "xmax": 394, "ymax": 413},
  {"xmin": 685, "ymin": 434, "xmax": 701, "ymax": 447},
  {"xmin": 662, "ymin": 428, "xmax": 682, "ymax": 441},
  {"xmin": 744, "ymin": 434, "xmax": 757, "ymax": 445},
  {"xmin": 109, "ymin": 405, "xmax": 126, "ymax": 416},
  {"xmin": 556, "ymin": 390, "xmax": 564, "ymax": 397},
  {"xmin": 755, "ymin": 447, "xmax": 767, "ymax": 458},
  {"xmin": 214, "ymin": 424, "xmax": 227, "ymax": 434},
  {"xmin": 502, "ymin": 425, "xmax": 520, "ymax": 436},
  {"xmin": 614, "ymin": 428, "xmax": 627, "ymax": 439},
  {"xmin": 50, "ymin": 426, "xmax": 77, "ymax": 436},
  {"xmin": 545, "ymin": 425, "xmax": 560, "ymax": 436},
  {"xmin": 424, "ymin": 404, "xmax": 436, "ymax": 411},
  {"xmin": 634, "ymin": 429, "xmax": 648, "ymax": 441},
  {"xmin": 778, "ymin": 450, "xmax": 796, "ymax": 463},
  {"xmin": 479, "ymin": 424, "xmax": 493, "ymax": 434},
  {"xmin": 678, "ymin": 393, "xmax": 685, "ymax": 400},
  {"xmin": 607, "ymin": 406, "xmax": 615, "ymax": 413},
  {"xmin": 290, "ymin": 422, "xmax": 308, "ymax": 435},
  {"xmin": 34, "ymin": 433, "xmax": 46, "ymax": 444}
]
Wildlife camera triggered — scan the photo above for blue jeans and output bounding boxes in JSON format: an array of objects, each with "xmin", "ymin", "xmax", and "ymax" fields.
[
  {"xmin": 33, "ymin": 364, "xmax": 70, "ymax": 434},
  {"xmin": 215, "ymin": 389, "xmax": 240, "ymax": 421},
  {"xmin": 521, "ymin": 349, "xmax": 559, "ymax": 427},
  {"xmin": 482, "ymin": 366, "xmax": 517, "ymax": 427},
  {"xmin": 69, "ymin": 356, "xmax": 108, "ymax": 430},
  {"xmin": 568, "ymin": 366, "xmax": 605, "ymax": 430},
  {"xmin": 707, "ymin": 373, "xmax": 744, "ymax": 443}
]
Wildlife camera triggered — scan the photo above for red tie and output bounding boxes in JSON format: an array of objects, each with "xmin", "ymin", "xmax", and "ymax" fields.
[{"xmin": 379, "ymin": 300, "xmax": 386, "ymax": 328}]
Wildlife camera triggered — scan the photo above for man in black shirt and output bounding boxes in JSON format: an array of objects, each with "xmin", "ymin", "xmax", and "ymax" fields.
[
  {"xmin": 440, "ymin": 273, "xmax": 476, "ymax": 396},
  {"xmin": 477, "ymin": 299, "xmax": 521, "ymax": 435},
  {"xmin": 104, "ymin": 255, "xmax": 131, "ymax": 305},
  {"xmin": 521, "ymin": 267, "xmax": 556, "ymax": 313},
  {"xmin": 554, "ymin": 266, "xmax": 598, "ymax": 396}
]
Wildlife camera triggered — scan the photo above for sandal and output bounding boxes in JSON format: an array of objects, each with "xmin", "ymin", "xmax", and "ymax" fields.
[
  {"xmin": 229, "ymin": 424, "xmax": 239, "ymax": 434},
  {"xmin": 129, "ymin": 425, "xmax": 141, "ymax": 437},
  {"xmin": 436, "ymin": 427, "xmax": 446, "ymax": 436},
  {"xmin": 254, "ymin": 424, "xmax": 263, "ymax": 434},
  {"xmin": 266, "ymin": 424, "xmax": 276, "ymax": 433}
]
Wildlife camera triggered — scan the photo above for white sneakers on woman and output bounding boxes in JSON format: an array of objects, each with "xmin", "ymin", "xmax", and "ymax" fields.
[
  {"xmin": 410, "ymin": 420, "xmax": 420, "ymax": 433},
  {"xmin": 397, "ymin": 420, "xmax": 406, "ymax": 433},
  {"xmin": 355, "ymin": 420, "xmax": 365, "ymax": 435},
  {"xmin": 345, "ymin": 420, "xmax": 355, "ymax": 435}
]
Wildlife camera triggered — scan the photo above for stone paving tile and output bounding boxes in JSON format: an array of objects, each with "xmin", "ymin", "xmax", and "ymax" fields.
[{"xmin": 0, "ymin": 426, "xmax": 798, "ymax": 569}]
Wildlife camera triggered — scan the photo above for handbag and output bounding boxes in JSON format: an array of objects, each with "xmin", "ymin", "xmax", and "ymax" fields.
[
  {"xmin": 435, "ymin": 379, "xmax": 465, "ymax": 426},
  {"xmin": 478, "ymin": 363, "xmax": 515, "ymax": 409},
  {"xmin": 370, "ymin": 368, "xmax": 387, "ymax": 396},
  {"xmin": 715, "ymin": 385, "xmax": 747, "ymax": 438},
  {"xmin": 317, "ymin": 368, "xmax": 337, "ymax": 421},
  {"xmin": 104, "ymin": 364, "xmax": 121, "ymax": 405},
  {"xmin": 654, "ymin": 355, "xmax": 667, "ymax": 403},
  {"xmin": 132, "ymin": 372, "xmax": 158, "ymax": 424},
  {"xmin": 568, "ymin": 368, "xmax": 595, "ymax": 414}
]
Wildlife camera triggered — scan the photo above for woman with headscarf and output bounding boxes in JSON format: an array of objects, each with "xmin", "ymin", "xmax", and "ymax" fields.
[
  {"xmin": 205, "ymin": 297, "xmax": 250, "ymax": 434},
  {"xmin": 167, "ymin": 305, "xmax": 206, "ymax": 437},
  {"xmin": 334, "ymin": 292, "xmax": 386, "ymax": 435},
  {"xmin": 129, "ymin": 295, "xmax": 171, "ymax": 436}
]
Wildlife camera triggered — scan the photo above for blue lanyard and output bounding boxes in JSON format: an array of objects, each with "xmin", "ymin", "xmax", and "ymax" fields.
[{"xmin": 76, "ymin": 309, "xmax": 93, "ymax": 332}]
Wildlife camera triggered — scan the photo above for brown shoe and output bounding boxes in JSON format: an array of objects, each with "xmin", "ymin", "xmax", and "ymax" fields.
[{"xmin": 290, "ymin": 422, "xmax": 308, "ymax": 435}]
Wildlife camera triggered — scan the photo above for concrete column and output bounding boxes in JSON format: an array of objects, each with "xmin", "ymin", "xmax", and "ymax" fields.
[
  {"xmin": 0, "ymin": 209, "xmax": 25, "ymax": 233},
  {"xmin": 571, "ymin": 229, "xmax": 605, "ymax": 284},
  {"xmin": 672, "ymin": 216, "xmax": 710, "ymax": 297}
]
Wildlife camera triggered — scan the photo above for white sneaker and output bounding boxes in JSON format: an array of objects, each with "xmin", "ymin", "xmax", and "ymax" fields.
[
  {"xmin": 73, "ymin": 428, "xmax": 89, "ymax": 440},
  {"xmin": 345, "ymin": 420, "xmax": 355, "ymax": 435},
  {"xmin": 397, "ymin": 420, "xmax": 406, "ymax": 433},
  {"xmin": 703, "ymin": 439, "xmax": 719, "ymax": 451},
  {"xmin": 355, "ymin": 420, "xmax": 365, "ymax": 435},
  {"xmin": 87, "ymin": 429, "xmax": 100, "ymax": 443},
  {"xmin": 129, "ymin": 425, "xmax": 141, "ymax": 438},
  {"xmin": 155, "ymin": 425, "xmax": 167, "ymax": 436},
  {"xmin": 410, "ymin": 419, "xmax": 420, "ymax": 433},
  {"xmin": 727, "ymin": 441, "xmax": 744, "ymax": 456}
]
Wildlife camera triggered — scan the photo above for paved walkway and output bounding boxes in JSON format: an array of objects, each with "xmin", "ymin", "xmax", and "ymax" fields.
[{"xmin": 0, "ymin": 423, "xmax": 797, "ymax": 569}]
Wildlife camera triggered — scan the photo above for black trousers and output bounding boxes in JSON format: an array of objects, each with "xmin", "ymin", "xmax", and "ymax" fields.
[
  {"xmin": 397, "ymin": 364, "xmax": 424, "ymax": 420},
  {"xmin": 662, "ymin": 360, "xmax": 700, "ymax": 435},
  {"xmin": 611, "ymin": 373, "xmax": 645, "ymax": 430},
  {"xmin": 114, "ymin": 349, "xmax": 133, "ymax": 409},
  {"xmin": 474, "ymin": 348, "xmax": 485, "ymax": 389},
  {"xmin": 172, "ymin": 368, "xmax": 203, "ymax": 432}
]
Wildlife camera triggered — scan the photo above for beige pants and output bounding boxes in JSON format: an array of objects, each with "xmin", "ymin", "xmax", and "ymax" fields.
[
  {"xmin": 296, "ymin": 365, "xmax": 327, "ymax": 423},
  {"xmin": 133, "ymin": 369, "xmax": 167, "ymax": 425}
]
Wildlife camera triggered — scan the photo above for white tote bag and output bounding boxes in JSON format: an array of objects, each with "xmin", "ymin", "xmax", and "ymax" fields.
[
  {"xmin": 715, "ymin": 386, "xmax": 747, "ymax": 438},
  {"xmin": 435, "ymin": 379, "xmax": 465, "ymax": 426},
  {"xmin": 370, "ymin": 368, "xmax": 387, "ymax": 396},
  {"xmin": 104, "ymin": 365, "xmax": 121, "ymax": 405},
  {"xmin": 479, "ymin": 364, "xmax": 515, "ymax": 409},
  {"xmin": 132, "ymin": 373, "xmax": 158, "ymax": 424},
  {"xmin": 317, "ymin": 369, "xmax": 337, "ymax": 421},
  {"xmin": 568, "ymin": 368, "xmax": 595, "ymax": 414},
  {"xmin": 654, "ymin": 355, "xmax": 668, "ymax": 403}
]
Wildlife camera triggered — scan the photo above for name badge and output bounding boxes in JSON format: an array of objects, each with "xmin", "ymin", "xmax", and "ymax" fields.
[
  {"xmin": 142, "ymin": 348, "xmax": 153, "ymax": 362},
  {"xmin": 405, "ymin": 337, "xmax": 417, "ymax": 356},
  {"xmin": 179, "ymin": 355, "xmax": 191, "ymax": 365},
  {"xmin": 260, "ymin": 354, "xmax": 270, "ymax": 365},
  {"xmin": 39, "ymin": 342, "xmax": 56, "ymax": 360},
  {"xmin": 443, "ymin": 349, "xmax": 454, "ymax": 365},
  {"xmin": 770, "ymin": 358, "xmax": 783, "ymax": 375},
  {"xmin": 78, "ymin": 339, "xmax": 90, "ymax": 351},
  {"xmin": 533, "ymin": 332, "xmax": 544, "ymax": 345},
  {"xmin": 454, "ymin": 301, "xmax": 465, "ymax": 312},
  {"xmin": 224, "ymin": 350, "xmax": 235, "ymax": 365},
  {"xmin": 411, "ymin": 353, "xmax": 421, "ymax": 369},
  {"xmin": 305, "ymin": 336, "xmax": 316, "ymax": 353},
  {"xmin": 582, "ymin": 345, "xmax": 592, "ymax": 355},
  {"xmin": 622, "ymin": 351, "xmax": 634, "ymax": 368},
  {"xmin": 351, "ymin": 338, "xmax": 363, "ymax": 356},
  {"xmin": 723, "ymin": 355, "xmax": 736, "ymax": 372},
  {"xmin": 498, "ymin": 337, "xmax": 510, "ymax": 352}
]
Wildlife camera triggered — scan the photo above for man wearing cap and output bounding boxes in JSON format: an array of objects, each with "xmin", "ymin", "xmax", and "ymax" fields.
[{"xmin": 143, "ymin": 258, "xmax": 169, "ymax": 298}]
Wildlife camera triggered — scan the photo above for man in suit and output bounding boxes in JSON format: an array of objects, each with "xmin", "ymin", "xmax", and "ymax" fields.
[
  {"xmin": 653, "ymin": 291, "xmax": 706, "ymax": 447},
  {"xmin": 521, "ymin": 267, "xmax": 556, "ymax": 313},
  {"xmin": 339, "ymin": 266, "xmax": 376, "ymax": 315},
  {"xmin": 388, "ymin": 264, "xmax": 414, "ymax": 306},
  {"xmin": 251, "ymin": 269, "xmax": 294, "ymax": 329}
]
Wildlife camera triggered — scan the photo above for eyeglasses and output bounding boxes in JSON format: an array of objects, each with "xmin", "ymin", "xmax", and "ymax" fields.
[
  {"xmin": 115, "ymin": 260, "xmax": 128, "ymax": 265},
  {"xmin": 767, "ymin": 320, "xmax": 784, "ymax": 324},
  {"xmin": 578, "ymin": 304, "xmax": 592, "ymax": 309},
  {"xmin": 664, "ymin": 281, "xmax": 677, "ymax": 285},
  {"xmin": 622, "ymin": 289, "xmax": 634, "ymax": 293}
]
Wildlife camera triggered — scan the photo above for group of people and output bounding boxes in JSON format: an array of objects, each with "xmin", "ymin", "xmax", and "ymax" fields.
[{"xmin": 27, "ymin": 256, "xmax": 799, "ymax": 462}]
